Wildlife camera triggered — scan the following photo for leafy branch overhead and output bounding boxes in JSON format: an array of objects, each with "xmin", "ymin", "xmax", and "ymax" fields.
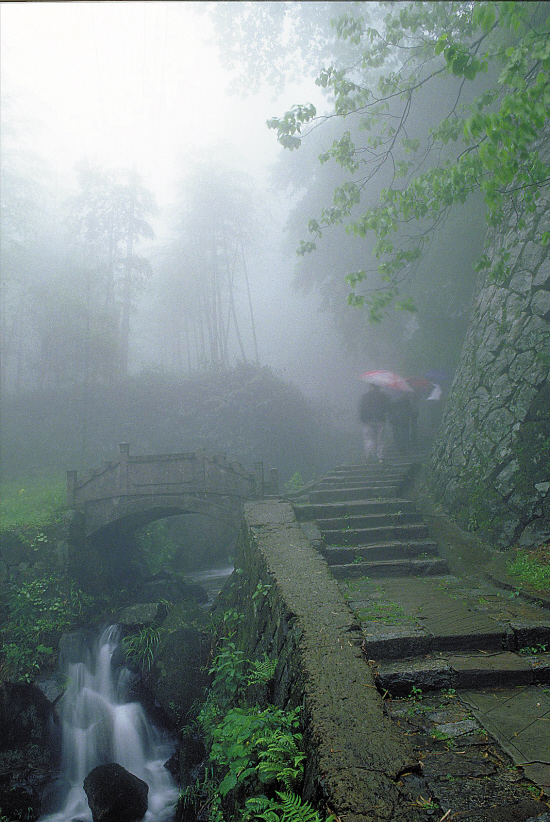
[{"xmin": 267, "ymin": 1, "xmax": 550, "ymax": 320}]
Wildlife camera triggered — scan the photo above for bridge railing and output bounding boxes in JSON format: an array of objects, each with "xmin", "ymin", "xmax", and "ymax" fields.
[{"xmin": 67, "ymin": 444, "xmax": 278, "ymax": 509}]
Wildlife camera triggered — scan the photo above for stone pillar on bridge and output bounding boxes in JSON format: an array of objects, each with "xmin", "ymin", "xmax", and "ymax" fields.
[{"xmin": 269, "ymin": 468, "xmax": 279, "ymax": 496}]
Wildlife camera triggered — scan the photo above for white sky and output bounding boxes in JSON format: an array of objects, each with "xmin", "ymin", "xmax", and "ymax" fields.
[{"xmin": 1, "ymin": 1, "xmax": 320, "ymax": 207}]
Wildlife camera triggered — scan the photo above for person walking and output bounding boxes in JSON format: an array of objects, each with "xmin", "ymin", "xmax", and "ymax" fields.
[{"xmin": 359, "ymin": 384, "xmax": 391, "ymax": 462}]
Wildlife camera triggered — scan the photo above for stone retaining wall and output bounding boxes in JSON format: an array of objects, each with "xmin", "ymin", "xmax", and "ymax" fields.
[
  {"xmin": 430, "ymin": 170, "xmax": 550, "ymax": 548},
  {"xmin": 224, "ymin": 499, "xmax": 429, "ymax": 822}
]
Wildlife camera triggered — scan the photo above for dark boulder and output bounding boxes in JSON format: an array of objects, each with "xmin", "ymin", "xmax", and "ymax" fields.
[{"xmin": 83, "ymin": 763, "xmax": 148, "ymax": 822}]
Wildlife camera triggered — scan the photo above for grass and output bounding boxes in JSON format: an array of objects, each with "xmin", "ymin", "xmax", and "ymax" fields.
[
  {"xmin": 507, "ymin": 544, "xmax": 550, "ymax": 593},
  {"xmin": 356, "ymin": 598, "xmax": 412, "ymax": 626},
  {"xmin": 1, "ymin": 473, "xmax": 67, "ymax": 531}
]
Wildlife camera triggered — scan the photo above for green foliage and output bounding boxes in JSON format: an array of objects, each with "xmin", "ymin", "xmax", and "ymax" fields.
[
  {"xmin": 284, "ymin": 473, "xmax": 306, "ymax": 494},
  {"xmin": 135, "ymin": 520, "xmax": 180, "ymax": 575},
  {"xmin": 247, "ymin": 655, "xmax": 278, "ymax": 687},
  {"xmin": 209, "ymin": 706, "xmax": 304, "ymax": 797},
  {"xmin": 122, "ymin": 624, "xmax": 163, "ymax": 672},
  {"xmin": 0, "ymin": 473, "xmax": 66, "ymax": 535},
  {"xmin": 0, "ymin": 574, "xmax": 95, "ymax": 682},
  {"xmin": 518, "ymin": 643, "xmax": 548, "ymax": 655},
  {"xmin": 269, "ymin": 1, "xmax": 550, "ymax": 318},
  {"xmin": 187, "ymin": 608, "xmax": 331, "ymax": 822},
  {"xmin": 507, "ymin": 546, "xmax": 550, "ymax": 592}
]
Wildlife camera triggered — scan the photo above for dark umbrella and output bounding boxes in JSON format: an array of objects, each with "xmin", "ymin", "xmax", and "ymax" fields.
[
  {"xmin": 425, "ymin": 369, "xmax": 450, "ymax": 383},
  {"xmin": 406, "ymin": 377, "xmax": 432, "ymax": 395}
]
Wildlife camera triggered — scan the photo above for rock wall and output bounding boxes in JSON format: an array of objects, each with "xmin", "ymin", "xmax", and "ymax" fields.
[
  {"xmin": 429, "ymin": 180, "xmax": 550, "ymax": 548},
  {"xmin": 222, "ymin": 499, "xmax": 429, "ymax": 822}
]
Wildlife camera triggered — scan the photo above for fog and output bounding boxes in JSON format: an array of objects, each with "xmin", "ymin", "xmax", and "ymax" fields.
[{"xmin": 0, "ymin": 1, "xmax": 487, "ymax": 479}]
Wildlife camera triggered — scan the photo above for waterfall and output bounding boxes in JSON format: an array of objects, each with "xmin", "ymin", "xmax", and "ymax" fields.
[{"xmin": 39, "ymin": 625, "xmax": 179, "ymax": 822}]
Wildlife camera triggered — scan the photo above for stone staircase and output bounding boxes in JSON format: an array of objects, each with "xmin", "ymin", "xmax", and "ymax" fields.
[
  {"xmin": 292, "ymin": 460, "xmax": 550, "ymax": 695},
  {"xmin": 290, "ymin": 458, "xmax": 550, "ymax": 811},
  {"xmin": 294, "ymin": 461, "xmax": 449, "ymax": 581}
]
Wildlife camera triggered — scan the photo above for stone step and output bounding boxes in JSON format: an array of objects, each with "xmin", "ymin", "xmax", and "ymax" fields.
[
  {"xmin": 321, "ymin": 523, "xmax": 431, "ymax": 546},
  {"xmin": 349, "ymin": 575, "xmax": 550, "ymax": 661},
  {"xmin": 321, "ymin": 466, "xmax": 409, "ymax": 479},
  {"xmin": 322, "ymin": 540, "xmax": 439, "ymax": 564},
  {"xmin": 332, "ymin": 461, "xmax": 421, "ymax": 472},
  {"xmin": 374, "ymin": 651, "xmax": 550, "ymax": 696},
  {"xmin": 330, "ymin": 557, "xmax": 450, "ymax": 579},
  {"xmin": 308, "ymin": 486, "xmax": 399, "ymax": 503},
  {"xmin": 315, "ymin": 478, "xmax": 404, "ymax": 489},
  {"xmin": 314, "ymin": 511, "xmax": 424, "ymax": 530},
  {"xmin": 293, "ymin": 498, "xmax": 417, "ymax": 521}
]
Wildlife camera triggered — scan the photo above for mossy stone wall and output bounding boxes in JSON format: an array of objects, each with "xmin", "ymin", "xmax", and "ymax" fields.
[
  {"xmin": 429, "ymin": 180, "xmax": 550, "ymax": 548},
  {"xmin": 221, "ymin": 499, "xmax": 429, "ymax": 822}
]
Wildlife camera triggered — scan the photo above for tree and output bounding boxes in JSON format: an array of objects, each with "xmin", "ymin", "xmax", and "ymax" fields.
[
  {"xmin": 153, "ymin": 161, "xmax": 260, "ymax": 373},
  {"xmin": 0, "ymin": 102, "xmax": 59, "ymax": 393},
  {"xmin": 65, "ymin": 163, "xmax": 157, "ymax": 376},
  {"xmin": 267, "ymin": 1, "xmax": 550, "ymax": 319},
  {"xmin": 205, "ymin": 1, "xmax": 364, "ymax": 95},
  {"xmin": 271, "ymin": 107, "xmax": 485, "ymax": 376}
]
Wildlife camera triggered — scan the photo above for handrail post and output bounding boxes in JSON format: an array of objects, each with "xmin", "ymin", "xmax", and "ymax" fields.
[{"xmin": 119, "ymin": 442, "xmax": 130, "ymax": 494}]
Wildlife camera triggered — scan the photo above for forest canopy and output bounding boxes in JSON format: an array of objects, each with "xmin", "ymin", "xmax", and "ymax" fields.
[{"xmin": 259, "ymin": 1, "xmax": 550, "ymax": 319}]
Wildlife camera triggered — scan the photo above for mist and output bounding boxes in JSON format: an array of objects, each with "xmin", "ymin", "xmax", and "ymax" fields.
[{"xmin": 0, "ymin": 1, "xmax": 488, "ymax": 481}]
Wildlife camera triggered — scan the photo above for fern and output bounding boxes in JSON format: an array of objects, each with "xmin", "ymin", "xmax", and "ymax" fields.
[
  {"xmin": 247, "ymin": 654, "xmax": 277, "ymax": 686},
  {"xmin": 243, "ymin": 794, "xmax": 280, "ymax": 822},
  {"xmin": 256, "ymin": 732, "xmax": 305, "ymax": 791},
  {"xmin": 243, "ymin": 791, "xmax": 331, "ymax": 822}
]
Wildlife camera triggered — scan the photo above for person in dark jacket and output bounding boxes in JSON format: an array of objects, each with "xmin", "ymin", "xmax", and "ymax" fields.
[{"xmin": 359, "ymin": 384, "xmax": 391, "ymax": 461}]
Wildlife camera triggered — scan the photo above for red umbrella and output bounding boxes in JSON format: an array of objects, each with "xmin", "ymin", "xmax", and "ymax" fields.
[{"xmin": 360, "ymin": 370, "xmax": 413, "ymax": 392}]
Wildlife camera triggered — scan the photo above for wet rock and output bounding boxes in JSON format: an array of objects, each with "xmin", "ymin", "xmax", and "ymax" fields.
[
  {"xmin": 0, "ymin": 681, "xmax": 55, "ymax": 819},
  {"xmin": 0, "ymin": 778, "xmax": 40, "ymax": 822},
  {"xmin": 83, "ymin": 762, "xmax": 148, "ymax": 822},
  {"xmin": 116, "ymin": 601, "xmax": 168, "ymax": 625}
]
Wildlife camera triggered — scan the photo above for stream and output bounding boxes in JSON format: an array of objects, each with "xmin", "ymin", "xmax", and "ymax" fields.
[
  {"xmin": 37, "ymin": 564, "xmax": 234, "ymax": 821},
  {"xmin": 38, "ymin": 625, "xmax": 179, "ymax": 822}
]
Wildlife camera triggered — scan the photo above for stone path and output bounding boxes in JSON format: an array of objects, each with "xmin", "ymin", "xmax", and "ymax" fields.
[{"xmin": 291, "ymin": 458, "xmax": 550, "ymax": 820}]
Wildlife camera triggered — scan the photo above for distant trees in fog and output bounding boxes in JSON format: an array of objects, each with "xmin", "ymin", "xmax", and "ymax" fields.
[
  {"xmin": 153, "ymin": 161, "xmax": 260, "ymax": 373},
  {"xmin": 1, "ymin": 136, "xmax": 157, "ymax": 393}
]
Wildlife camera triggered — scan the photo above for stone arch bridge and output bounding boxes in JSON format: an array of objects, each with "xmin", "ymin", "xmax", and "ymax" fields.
[{"xmin": 67, "ymin": 443, "xmax": 278, "ymax": 539}]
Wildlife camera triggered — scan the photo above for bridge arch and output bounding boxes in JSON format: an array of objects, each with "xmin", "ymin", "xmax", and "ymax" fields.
[{"xmin": 66, "ymin": 445, "xmax": 277, "ymax": 587}]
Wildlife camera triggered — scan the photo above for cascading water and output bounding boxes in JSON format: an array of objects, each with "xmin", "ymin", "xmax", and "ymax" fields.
[{"xmin": 39, "ymin": 625, "xmax": 179, "ymax": 822}]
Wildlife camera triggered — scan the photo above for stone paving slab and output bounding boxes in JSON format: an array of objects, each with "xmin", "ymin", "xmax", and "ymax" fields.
[
  {"xmin": 462, "ymin": 686, "xmax": 550, "ymax": 787},
  {"xmin": 346, "ymin": 576, "xmax": 550, "ymax": 653}
]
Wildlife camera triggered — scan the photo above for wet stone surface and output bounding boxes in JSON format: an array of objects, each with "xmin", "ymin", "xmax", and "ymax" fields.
[{"xmin": 386, "ymin": 690, "xmax": 549, "ymax": 820}]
